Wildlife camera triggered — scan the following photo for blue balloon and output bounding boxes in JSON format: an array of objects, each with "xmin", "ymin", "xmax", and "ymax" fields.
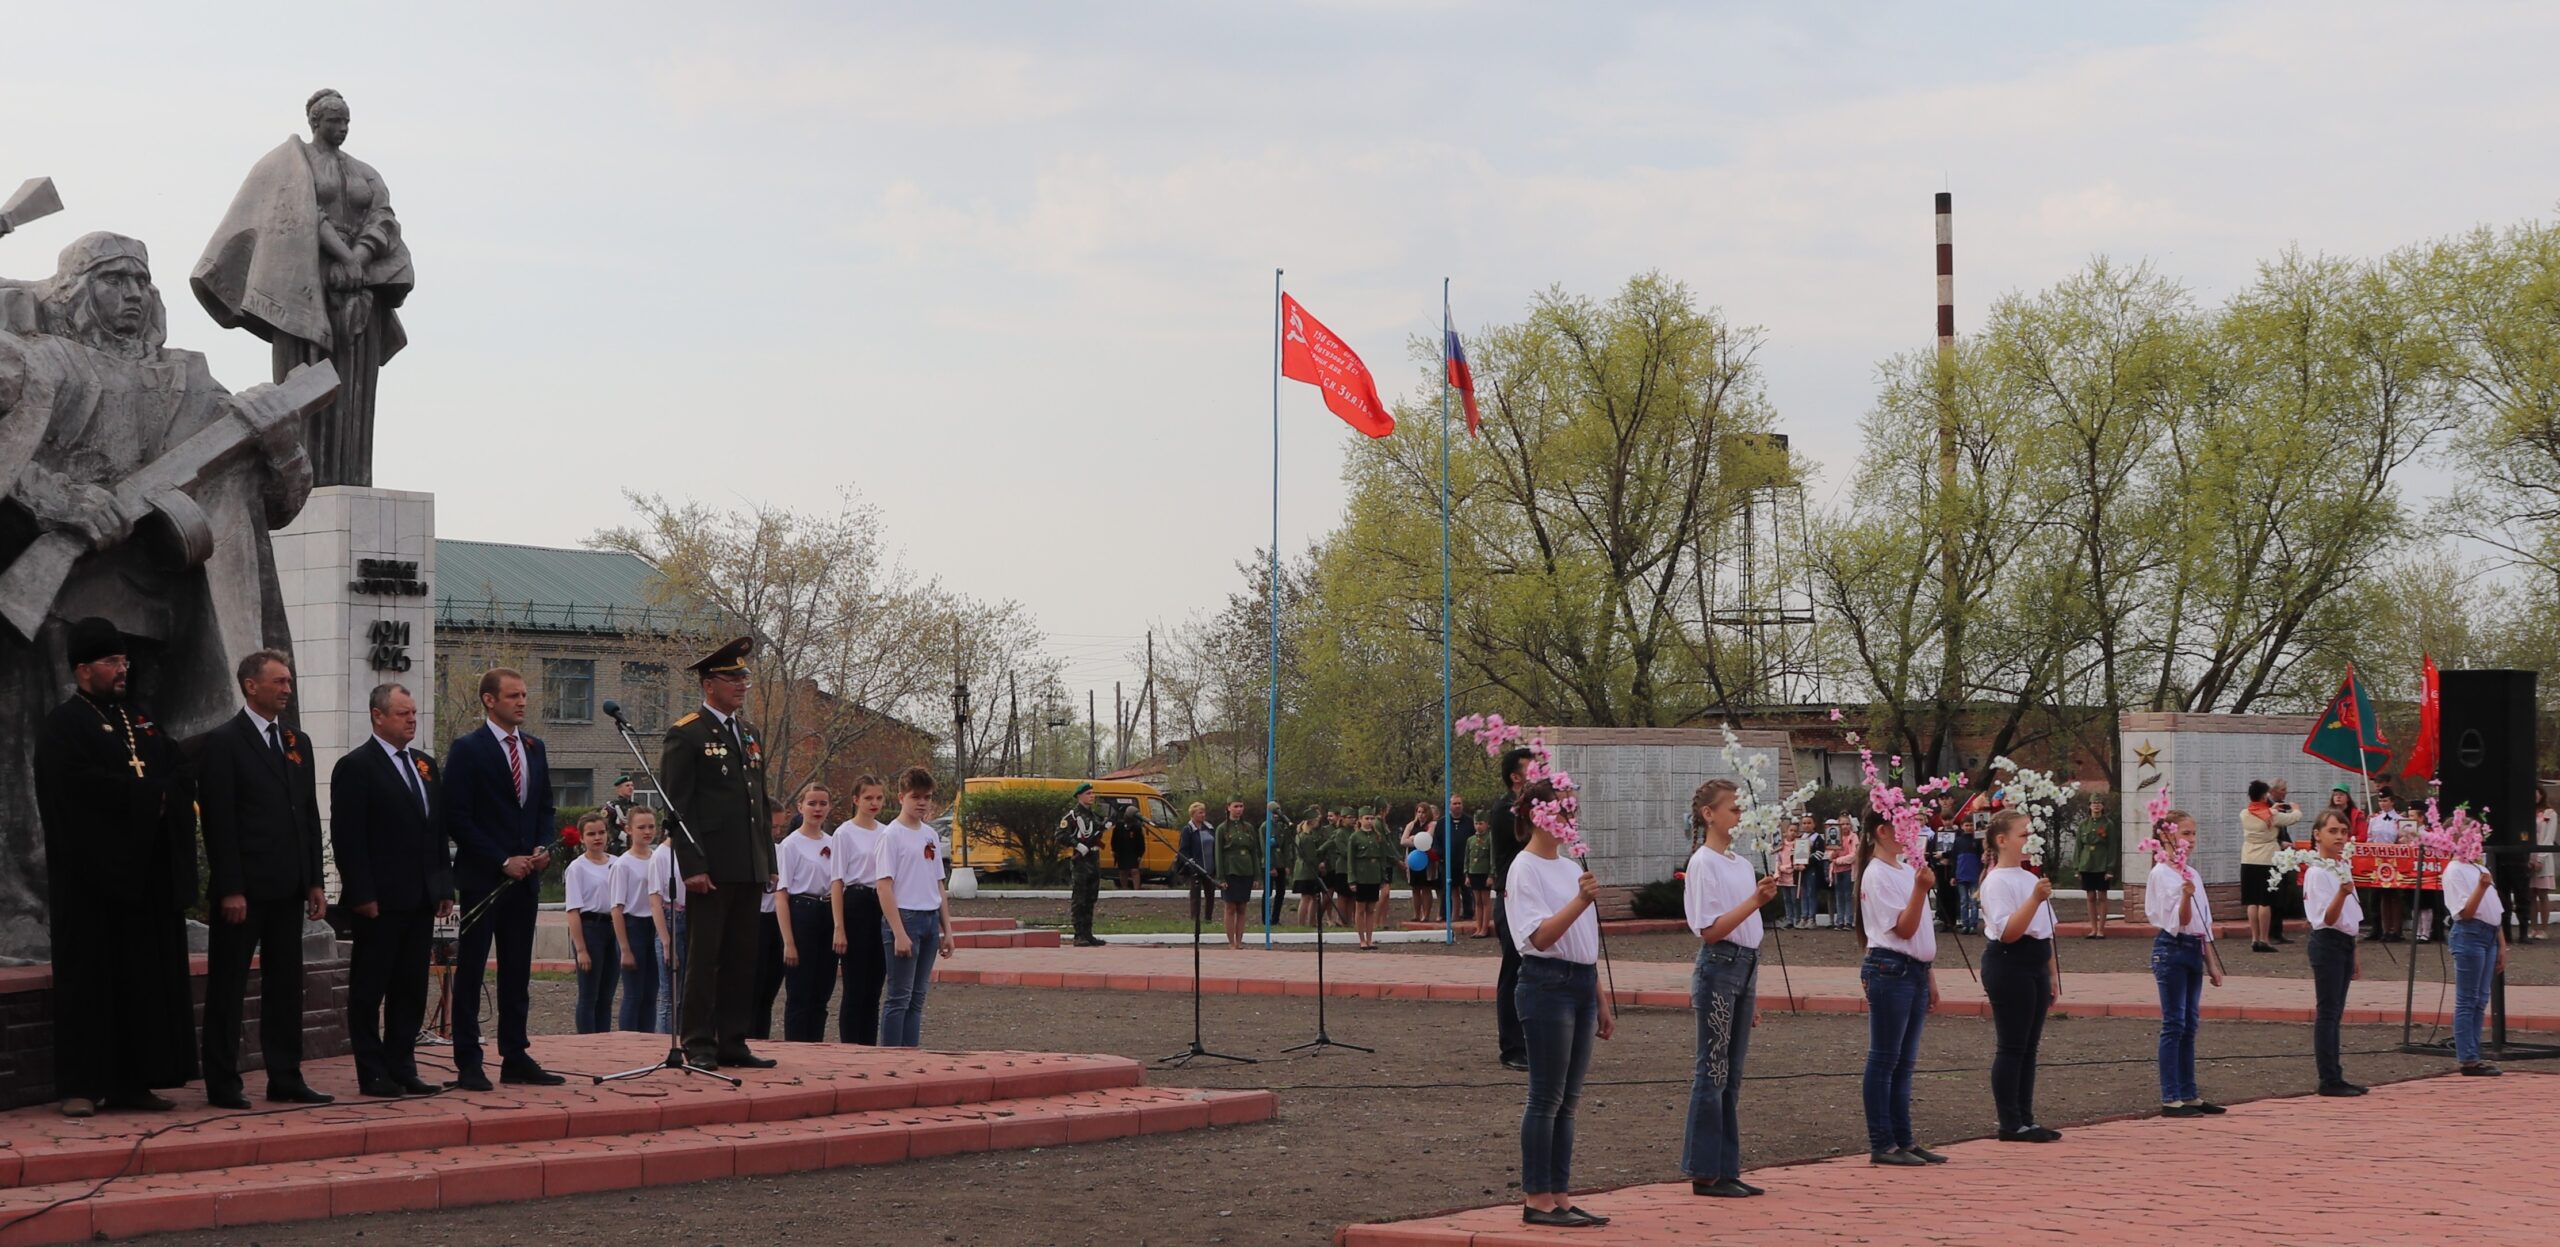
[{"xmin": 1407, "ymin": 849, "xmax": 1433, "ymax": 872}]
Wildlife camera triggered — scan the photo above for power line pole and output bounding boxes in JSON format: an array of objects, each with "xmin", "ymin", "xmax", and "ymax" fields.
[
  {"xmin": 1146, "ymin": 629, "xmax": 1157, "ymax": 757},
  {"xmin": 1005, "ymin": 672, "xmax": 1020, "ymax": 775},
  {"xmin": 1087, "ymin": 688, "xmax": 1098, "ymax": 778},
  {"xmin": 1114, "ymin": 681, "xmax": 1125, "ymax": 770}
]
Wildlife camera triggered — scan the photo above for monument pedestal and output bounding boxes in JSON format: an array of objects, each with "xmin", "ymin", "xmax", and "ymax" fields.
[{"xmin": 270, "ymin": 486, "xmax": 437, "ymax": 891}]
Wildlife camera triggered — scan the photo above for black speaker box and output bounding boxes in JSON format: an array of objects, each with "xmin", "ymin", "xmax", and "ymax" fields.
[{"xmin": 2435, "ymin": 669, "xmax": 2537, "ymax": 851}]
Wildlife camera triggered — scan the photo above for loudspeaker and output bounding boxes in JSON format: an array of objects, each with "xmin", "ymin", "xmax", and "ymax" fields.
[{"xmin": 2435, "ymin": 670, "xmax": 2538, "ymax": 857}]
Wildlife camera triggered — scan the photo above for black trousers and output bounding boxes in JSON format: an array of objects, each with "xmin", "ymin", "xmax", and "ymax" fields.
[
  {"xmin": 452, "ymin": 876, "xmax": 536, "ymax": 1073},
  {"xmin": 1494, "ymin": 899, "xmax": 1524, "ymax": 1063},
  {"xmin": 346, "ymin": 904, "xmax": 433, "ymax": 1085},
  {"xmin": 751, "ymin": 906, "xmax": 786, "ymax": 1040},
  {"xmin": 1070, "ymin": 868, "xmax": 1101, "ymax": 939},
  {"xmin": 2308, "ymin": 928, "xmax": 2354, "ymax": 1087},
  {"xmin": 202, "ymin": 897, "xmax": 307, "ymax": 1092},
  {"xmin": 1981, "ymin": 937, "xmax": 2051, "ymax": 1134},
  {"xmin": 682, "ymin": 884, "xmax": 766, "ymax": 1062},
  {"xmin": 782, "ymin": 895, "xmax": 838, "ymax": 1042},
  {"xmin": 838, "ymin": 885, "xmax": 889, "ymax": 1044}
]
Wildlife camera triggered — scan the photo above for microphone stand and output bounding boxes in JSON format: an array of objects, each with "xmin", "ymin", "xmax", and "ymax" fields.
[
  {"xmin": 593, "ymin": 705, "xmax": 740, "ymax": 1088},
  {"xmin": 1283, "ymin": 843, "xmax": 1370, "ymax": 1055},
  {"xmin": 1159, "ymin": 855, "xmax": 1255, "ymax": 1069}
]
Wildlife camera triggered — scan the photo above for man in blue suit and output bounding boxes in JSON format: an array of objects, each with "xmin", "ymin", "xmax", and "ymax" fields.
[{"xmin": 441, "ymin": 667, "xmax": 564, "ymax": 1089}]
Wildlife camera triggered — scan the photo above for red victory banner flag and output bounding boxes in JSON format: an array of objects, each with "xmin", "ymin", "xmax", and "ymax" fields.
[
  {"xmin": 1280, "ymin": 293, "xmax": 1395, "ymax": 439},
  {"xmin": 2398, "ymin": 654, "xmax": 2441, "ymax": 779}
]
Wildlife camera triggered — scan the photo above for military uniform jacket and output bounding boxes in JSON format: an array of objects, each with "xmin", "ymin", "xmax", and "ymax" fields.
[
  {"xmin": 1271, "ymin": 823, "xmax": 1298, "ymax": 877},
  {"xmin": 1215, "ymin": 818, "xmax": 1260, "ymax": 879},
  {"xmin": 1056, "ymin": 805, "xmax": 1108, "ymax": 877},
  {"xmin": 660, "ymin": 706, "xmax": 773, "ymax": 886},
  {"xmin": 1348, "ymin": 826, "xmax": 1397, "ymax": 886},
  {"xmin": 1289, "ymin": 824, "xmax": 1323, "ymax": 884}
]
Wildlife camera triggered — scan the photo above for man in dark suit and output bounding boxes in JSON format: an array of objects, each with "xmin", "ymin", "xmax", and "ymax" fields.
[
  {"xmin": 663, "ymin": 637, "xmax": 776, "ymax": 1069},
  {"xmin": 441, "ymin": 667, "xmax": 564, "ymax": 1090},
  {"xmin": 195, "ymin": 649, "xmax": 330, "ymax": 1108},
  {"xmin": 332, "ymin": 682, "xmax": 453, "ymax": 1098},
  {"xmin": 1489, "ymin": 747, "xmax": 1532, "ymax": 1072}
]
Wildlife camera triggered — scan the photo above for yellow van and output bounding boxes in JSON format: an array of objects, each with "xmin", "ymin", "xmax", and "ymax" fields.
[{"xmin": 951, "ymin": 777, "xmax": 1186, "ymax": 880}]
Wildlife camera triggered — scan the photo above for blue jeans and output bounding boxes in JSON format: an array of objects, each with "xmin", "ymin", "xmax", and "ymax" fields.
[
  {"xmin": 1780, "ymin": 880, "xmax": 1802, "ymax": 927},
  {"xmin": 1798, "ymin": 873, "xmax": 1823, "ymax": 925},
  {"xmin": 1859, "ymin": 949, "xmax": 1929, "ymax": 1152},
  {"xmin": 878, "ymin": 908, "xmax": 942, "ymax": 1048},
  {"xmin": 1516, "ymin": 956, "xmax": 1597, "ymax": 1196},
  {"xmin": 574, "ymin": 913, "xmax": 618, "ymax": 1034},
  {"xmin": 2451, "ymin": 919, "xmax": 2499, "ymax": 1063},
  {"xmin": 1831, "ymin": 874, "xmax": 1855, "ymax": 927},
  {"xmin": 655, "ymin": 908, "xmax": 687, "ymax": 1035},
  {"xmin": 617, "ymin": 914, "xmax": 661, "ymax": 1032},
  {"xmin": 1682, "ymin": 943, "xmax": 1758, "ymax": 1181},
  {"xmin": 2152, "ymin": 933, "xmax": 2205, "ymax": 1102},
  {"xmin": 1958, "ymin": 882, "xmax": 1981, "ymax": 931}
]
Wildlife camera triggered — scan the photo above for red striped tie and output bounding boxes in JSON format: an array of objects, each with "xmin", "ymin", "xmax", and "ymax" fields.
[{"xmin": 504, "ymin": 733, "xmax": 524, "ymax": 805}]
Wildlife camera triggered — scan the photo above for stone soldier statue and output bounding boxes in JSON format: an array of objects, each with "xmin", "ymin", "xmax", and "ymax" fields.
[
  {"xmin": 1055, "ymin": 784, "xmax": 1108, "ymax": 947},
  {"xmin": 193, "ymin": 89, "xmax": 413, "ymax": 488},
  {"xmin": 0, "ymin": 232, "xmax": 326, "ymax": 960},
  {"xmin": 662, "ymin": 637, "xmax": 777, "ymax": 1069}
]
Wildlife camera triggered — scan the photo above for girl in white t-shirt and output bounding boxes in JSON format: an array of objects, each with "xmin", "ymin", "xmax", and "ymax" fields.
[
  {"xmin": 1979, "ymin": 810, "xmax": 2061, "ymax": 1142},
  {"xmin": 829, "ymin": 775, "xmax": 890, "ymax": 1045},
  {"xmin": 1857, "ymin": 813, "xmax": 1943, "ymax": 1166},
  {"xmin": 1503, "ymin": 778, "xmax": 1615, "ymax": 1229},
  {"xmin": 608, "ymin": 812, "xmax": 672, "ymax": 1032},
  {"xmin": 775, "ymin": 782, "xmax": 839, "ymax": 1043},
  {"xmin": 2443, "ymin": 840, "xmax": 2511, "ymax": 1076},
  {"xmin": 2143, "ymin": 811, "xmax": 2227, "ymax": 1115},
  {"xmin": 2301, "ymin": 810, "xmax": 2365, "ymax": 1095},
  {"xmin": 874, "ymin": 767, "xmax": 956, "ymax": 1048},
  {"xmin": 1680, "ymin": 778, "xmax": 1779, "ymax": 1198},
  {"xmin": 563, "ymin": 813, "xmax": 618, "ymax": 1034}
]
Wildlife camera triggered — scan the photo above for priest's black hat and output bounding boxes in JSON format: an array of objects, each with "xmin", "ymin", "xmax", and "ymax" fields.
[{"xmin": 67, "ymin": 617, "xmax": 125, "ymax": 667}]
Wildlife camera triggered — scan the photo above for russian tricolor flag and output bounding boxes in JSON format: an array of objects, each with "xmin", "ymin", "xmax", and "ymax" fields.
[{"xmin": 1444, "ymin": 329, "xmax": 1480, "ymax": 437}]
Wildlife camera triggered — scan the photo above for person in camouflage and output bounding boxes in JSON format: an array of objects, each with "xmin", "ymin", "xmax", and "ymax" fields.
[{"xmin": 1055, "ymin": 785, "xmax": 1109, "ymax": 947}]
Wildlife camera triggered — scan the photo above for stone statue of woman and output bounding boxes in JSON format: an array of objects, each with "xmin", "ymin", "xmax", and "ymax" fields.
[{"xmin": 192, "ymin": 89, "xmax": 413, "ymax": 488}]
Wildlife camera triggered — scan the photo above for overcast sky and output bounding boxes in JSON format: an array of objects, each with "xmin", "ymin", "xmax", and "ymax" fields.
[{"xmin": 5, "ymin": 1, "xmax": 2555, "ymax": 703}]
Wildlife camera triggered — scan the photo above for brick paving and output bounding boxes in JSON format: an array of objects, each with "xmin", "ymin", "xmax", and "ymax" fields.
[
  {"xmin": 1335, "ymin": 1070, "xmax": 2557, "ymax": 1246},
  {"xmin": 933, "ymin": 942, "xmax": 2560, "ymax": 1029}
]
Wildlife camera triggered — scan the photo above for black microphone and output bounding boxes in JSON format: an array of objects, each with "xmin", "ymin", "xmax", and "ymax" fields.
[{"xmin": 602, "ymin": 699, "xmax": 627, "ymax": 726}]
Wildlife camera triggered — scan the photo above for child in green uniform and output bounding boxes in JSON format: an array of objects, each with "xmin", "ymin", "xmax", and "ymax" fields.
[
  {"xmin": 1349, "ymin": 806, "xmax": 1396, "ymax": 949},
  {"xmin": 1465, "ymin": 816, "xmax": 1496, "ymax": 938},
  {"xmin": 1215, "ymin": 799, "xmax": 1260, "ymax": 950},
  {"xmin": 1322, "ymin": 810, "xmax": 1356, "ymax": 929},
  {"xmin": 1290, "ymin": 807, "xmax": 1325, "ymax": 927}
]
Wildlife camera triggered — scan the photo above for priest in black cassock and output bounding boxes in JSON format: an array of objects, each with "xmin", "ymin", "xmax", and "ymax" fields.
[{"xmin": 33, "ymin": 618, "xmax": 200, "ymax": 1117}]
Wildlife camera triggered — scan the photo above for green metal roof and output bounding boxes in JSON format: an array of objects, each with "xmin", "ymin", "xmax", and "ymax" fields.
[{"xmin": 435, "ymin": 540, "xmax": 705, "ymax": 634}]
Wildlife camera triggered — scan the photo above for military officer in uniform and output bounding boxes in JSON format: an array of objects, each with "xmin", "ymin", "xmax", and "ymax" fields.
[
  {"xmin": 1056, "ymin": 783, "xmax": 1109, "ymax": 946},
  {"xmin": 662, "ymin": 637, "xmax": 777, "ymax": 1069}
]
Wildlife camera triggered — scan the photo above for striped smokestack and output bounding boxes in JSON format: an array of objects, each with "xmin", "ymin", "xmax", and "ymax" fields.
[
  {"xmin": 1933, "ymin": 190, "xmax": 1958, "ymax": 705},
  {"xmin": 1935, "ymin": 191, "xmax": 1954, "ymax": 351}
]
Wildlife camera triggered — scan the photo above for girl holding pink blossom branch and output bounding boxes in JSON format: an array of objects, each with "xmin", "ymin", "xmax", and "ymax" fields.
[
  {"xmin": 2433, "ymin": 805, "xmax": 2509, "ymax": 1076},
  {"xmin": 2143, "ymin": 810, "xmax": 2227, "ymax": 1116},
  {"xmin": 1855, "ymin": 790, "xmax": 1944, "ymax": 1167},
  {"xmin": 1505, "ymin": 773, "xmax": 1616, "ymax": 1228}
]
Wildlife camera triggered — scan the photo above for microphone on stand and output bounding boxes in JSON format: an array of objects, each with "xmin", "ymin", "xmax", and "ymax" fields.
[{"xmin": 602, "ymin": 699, "xmax": 626, "ymax": 727}]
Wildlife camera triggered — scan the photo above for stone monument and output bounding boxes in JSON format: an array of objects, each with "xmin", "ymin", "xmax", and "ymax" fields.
[
  {"xmin": 0, "ymin": 227, "xmax": 329, "ymax": 960},
  {"xmin": 194, "ymin": 91, "xmax": 432, "ymax": 883}
]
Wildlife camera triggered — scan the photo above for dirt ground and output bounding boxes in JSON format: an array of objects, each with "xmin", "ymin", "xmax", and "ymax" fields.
[{"xmin": 153, "ymin": 979, "xmax": 2464, "ymax": 1247}]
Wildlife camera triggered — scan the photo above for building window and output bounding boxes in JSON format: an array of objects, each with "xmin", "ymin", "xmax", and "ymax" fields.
[
  {"xmin": 543, "ymin": 658, "xmax": 595, "ymax": 723},
  {"xmin": 622, "ymin": 661, "xmax": 668, "ymax": 733},
  {"xmin": 553, "ymin": 767, "xmax": 594, "ymax": 810}
]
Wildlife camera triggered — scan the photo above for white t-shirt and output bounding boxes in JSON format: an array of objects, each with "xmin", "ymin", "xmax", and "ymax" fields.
[
  {"xmin": 2302, "ymin": 860, "xmax": 2362, "ymax": 935},
  {"xmin": 1683, "ymin": 843, "xmax": 1763, "ymax": 950},
  {"xmin": 1979, "ymin": 865, "xmax": 2055, "ymax": 940},
  {"xmin": 776, "ymin": 830, "xmax": 835, "ymax": 897},
  {"xmin": 2442, "ymin": 860, "xmax": 2504, "ymax": 927},
  {"xmin": 873, "ymin": 818, "xmax": 946, "ymax": 912},
  {"xmin": 608, "ymin": 850, "xmax": 660, "ymax": 918},
  {"xmin": 1505, "ymin": 851, "xmax": 1598, "ymax": 964},
  {"xmin": 1859, "ymin": 857, "xmax": 1936, "ymax": 961},
  {"xmin": 833, "ymin": 820, "xmax": 884, "ymax": 888},
  {"xmin": 2367, "ymin": 811, "xmax": 2401, "ymax": 844},
  {"xmin": 564, "ymin": 854, "xmax": 615, "ymax": 914},
  {"xmin": 2144, "ymin": 862, "xmax": 2215, "ymax": 937},
  {"xmin": 646, "ymin": 848, "xmax": 683, "ymax": 914}
]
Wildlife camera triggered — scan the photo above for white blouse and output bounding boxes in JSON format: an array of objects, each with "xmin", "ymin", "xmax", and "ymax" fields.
[
  {"xmin": 776, "ymin": 830, "xmax": 835, "ymax": 897},
  {"xmin": 1859, "ymin": 857, "xmax": 1936, "ymax": 962},
  {"xmin": 2441, "ymin": 859, "xmax": 2504, "ymax": 927},
  {"xmin": 1505, "ymin": 851, "xmax": 1599, "ymax": 964},
  {"xmin": 1979, "ymin": 866, "xmax": 2055, "ymax": 941},
  {"xmin": 1683, "ymin": 844, "xmax": 1763, "ymax": 950},
  {"xmin": 2301, "ymin": 861, "xmax": 2361, "ymax": 935},
  {"xmin": 2143, "ymin": 862, "xmax": 2215, "ymax": 937}
]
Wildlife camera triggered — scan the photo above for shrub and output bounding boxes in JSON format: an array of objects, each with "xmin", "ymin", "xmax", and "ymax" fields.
[
  {"xmin": 955, "ymin": 787, "xmax": 1077, "ymax": 886},
  {"xmin": 1629, "ymin": 875, "xmax": 1685, "ymax": 920}
]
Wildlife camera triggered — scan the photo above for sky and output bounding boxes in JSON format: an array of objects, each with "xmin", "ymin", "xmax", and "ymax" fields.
[{"xmin": 5, "ymin": 1, "xmax": 2556, "ymax": 704}]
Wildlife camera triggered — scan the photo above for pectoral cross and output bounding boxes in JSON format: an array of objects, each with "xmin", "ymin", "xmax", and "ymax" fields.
[{"xmin": 127, "ymin": 754, "xmax": 148, "ymax": 778}]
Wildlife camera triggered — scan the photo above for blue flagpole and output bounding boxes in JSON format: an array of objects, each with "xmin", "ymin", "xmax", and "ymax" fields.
[
  {"xmin": 1265, "ymin": 267, "xmax": 1282, "ymax": 951},
  {"xmin": 1441, "ymin": 279, "xmax": 1455, "ymax": 946}
]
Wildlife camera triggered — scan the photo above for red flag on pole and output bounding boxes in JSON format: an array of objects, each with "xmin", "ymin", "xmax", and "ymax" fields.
[
  {"xmin": 1280, "ymin": 293, "xmax": 1395, "ymax": 439},
  {"xmin": 2398, "ymin": 654, "xmax": 2440, "ymax": 779}
]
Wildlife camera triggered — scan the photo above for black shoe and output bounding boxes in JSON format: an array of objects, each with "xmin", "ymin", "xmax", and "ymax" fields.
[
  {"xmin": 2272, "ymin": 936, "xmax": 2292, "ymax": 945},
  {"xmin": 2193, "ymin": 1101, "xmax": 2227, "ymax": 1114},
  {"xmin": 1733, "ymin": 1179, "xmax": 1765, "ymax": 1196},
  {"xmin": 2251, "ymin": 941, "xmax": 2274, "ymax": 953},
  {"xmin": 1869, "ymin": 1149, "xmax": 1926, "ymax": 1166},
  {"xmin": 207, "ymin": 1088, "xmax": 251, "ymax": 1110},
  {"xmin": 1902, "ymin": 1145, "xmax": 1948, "ymax": 1164},
  {"xmin": 1073, "ymin": 936, "xmax": 1107, "ymax": 947},
  {"xmin": 1501, "ymin": 1056, "xmax": 1531, "ymax": 1072},
  {"xmin": 2317, "ymin": 1083, "xmax": 2368, "ymax": 1097},
  {"xmin": 500, "ymin": 1062, "xmax": 566, "ymax": 1087},
  {"xmin": 2459, "ymin": 1062, "xmax": 2503, "ymax": 1077},
  {"xmin": 2161, "ymin": 1103, "xmax": 2203, "ymax": 1117},
  {"xmin": 358, "ymin": 1078, "xmax": 407, "ymax": 1099},
  {"xmin": 396, "ymin": 1076, "xmax": 442, "ymax": 1097},
  {"xmin": 1692, "ymin": 1178, "xmax": 1753, "ymax": 1197},
  {"xmin": 101, "ymin": 1091, "xmax": 176, "ymax": 1112},
  {"xmin": 266, "ymin": 1082, "xmax": 335, "ymax": 1105},
  {"xmin": 1521, "ymin": 1207, "xmax": 1580, "ymax": 1227},
  {"xmin": 448, "ymin": 1069, "xmax": 493, "ymax": 1092},
  {"xmin": 1997, "ymin": 1127, "xmax": 2058, "ymax": 1142},
  {"xmin": 1563, "ymin": 1207, "xmax": 1610, "ymax": 1226},
  {"xmin": 718, "ymin": 1051, "xmax": 778, "ymax": 1070}
]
